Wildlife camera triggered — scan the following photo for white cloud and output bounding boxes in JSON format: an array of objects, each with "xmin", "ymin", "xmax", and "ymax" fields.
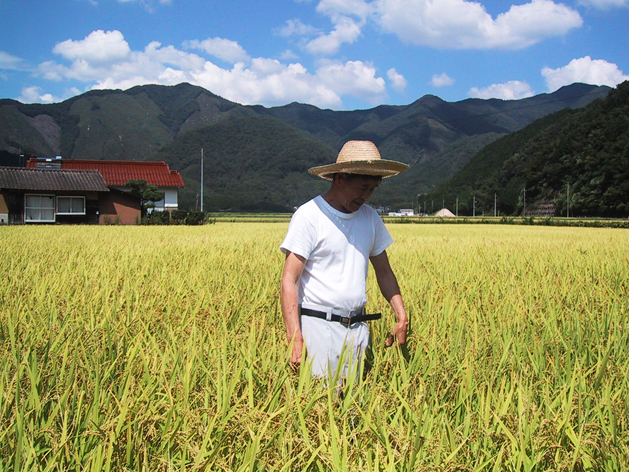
[
  {"xmin": 0, "ymin": 51, "xmax": 29, "ymax": 71},
  {"xmin": 542, "ymin": 56, "xmax": 629, "ymax": 91},
  {"xmin": 469, "ymin": 81, "xmax": 535, "ymax": 99},
  {"xmin": 114, "ymin": 0, "xmax": 172, "ymax": 10},
  {"xmin": 387, "ymin": 68, "xmax": 407, "ymax": 91},
  {"xmin": 66, "ymin": 87, "xmax": 82, "ymax": 97},
  {"xmin": 280, "ymin": 50, "xmax": 300, "ymax": 60},
  {"xmin": 53, "ymin": 30, "xmax": 131, "ymax": 64},
  {"xmin": 430, "ymin": 73, "xmax": 455, "ymax": 87},
  {"xmin": 18, "ymin": 86, "xmax": 56, "ymax": 104},
  {"xmin": 374, "ymin": 0, "xmax": 583, "ymax": 49},
  {"xmin": 275, "ymin": 19, "xmax": 319, "ymax": 37},
  {"xmin": 40, "ymin": 40, "xmax": 206, "ymax": 85},
  {"xmin": 190, "ymin": 60, "xmax": 339, "ymax": 107},
  {"xmin": 17, "ymin": 85, "xmax": 82, "ymax": 104},
  {"xmin": 36, "ymin": 30, "xmax": 390, "ymax": 109},
  {"xmin": 578, "ymin": 0, "xmax": 629, "ymax": 8},
  {"xmin": 296, "ymin": 0, "xmax": 373, "ymax": 56},
  {"xmin": 305, "ymin": 16, "xmax": 363, "ymax": 55},
  {"xmin": 184, "ymin": 37, "xmax": 250, "ymax": 64},
  {"xmin": 316, "ymin": 60, "xmax": 387, "ymax": 103},
  {"xmin": 316, "ymin": 0, "xmax": 373, "ymax": 20}
]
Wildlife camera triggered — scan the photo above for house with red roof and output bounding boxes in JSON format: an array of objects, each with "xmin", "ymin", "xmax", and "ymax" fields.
[
  {"xmin": 16, "ymin": 157, "xmax": 185, "ymax": 224},
  {"xmin": 0, "ymin": 166, "xmax": 124, "ymax": 224},
  {"xmin": 28, "ymin": 158, "xmax": 185, "ymax": 211}
]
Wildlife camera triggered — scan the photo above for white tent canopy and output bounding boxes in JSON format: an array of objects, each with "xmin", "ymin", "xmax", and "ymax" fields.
[{"xmin": 434, "ymin": 208, "xmax": 455, "ymax": 217}]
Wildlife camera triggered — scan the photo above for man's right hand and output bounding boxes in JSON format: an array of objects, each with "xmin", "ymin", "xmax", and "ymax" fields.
[
  {"xmin": 290, "ymin": 338, "xmax": 304, "ymax": 367},
  {"xmin": 281, "ymin": 251, "xmax": 307, "ymax": 370}
]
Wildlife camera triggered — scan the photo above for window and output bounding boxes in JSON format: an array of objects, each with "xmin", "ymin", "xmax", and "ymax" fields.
[
  {"xmin": 25, "ymin": 194, "xmax": 55, "ymax": 222},
  {"xmin": 57, "ymin": 196, "xmax": 85, "ymax": 215}
]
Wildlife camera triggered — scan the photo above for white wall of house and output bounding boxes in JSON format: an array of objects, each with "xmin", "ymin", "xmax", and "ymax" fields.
[
  {"xmin": 153, "ymin": 188, "xmax": 178, "ymax": 209},
  {"xmin": 113, "ymin": 186, "xmax": 179, "ymax": 210}
]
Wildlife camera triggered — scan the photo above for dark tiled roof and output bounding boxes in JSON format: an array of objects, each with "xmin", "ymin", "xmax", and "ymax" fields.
[
  {"xmin": 0, "ymin": 167, "xmax": 109, "ymax": 192},
  {"xmin": 28, "ymin": 159, "xmax": 185, "ymax": 187}
]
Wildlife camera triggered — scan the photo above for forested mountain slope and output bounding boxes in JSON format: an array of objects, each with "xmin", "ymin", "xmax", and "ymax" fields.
[
  {"xmin": 427, "ymin": 81, "xmax": 629, "ymax": 218},
  {"xmin": 0, "ymin": 82, "xmax": 609, "ymax": 211}
]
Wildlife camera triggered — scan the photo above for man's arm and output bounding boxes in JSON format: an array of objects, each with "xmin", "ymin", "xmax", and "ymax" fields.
[
  {"xmin": 280, "ymin": 251, "xmax": 306, "ymax": 365},
  {"xmin": 370, "ymin": 250, "xmax": 408, "ymax": 347}
]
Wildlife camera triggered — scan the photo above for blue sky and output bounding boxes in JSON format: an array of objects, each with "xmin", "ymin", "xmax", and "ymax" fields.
[{"xmin": 1, "ymin": 0, "xmax": 627, "ymax": 110}]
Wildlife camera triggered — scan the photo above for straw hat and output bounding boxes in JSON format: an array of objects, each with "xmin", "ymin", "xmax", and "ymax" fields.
[{"xmin": 308, "ymin": 140, "xmax": 409, "ymax": 180}]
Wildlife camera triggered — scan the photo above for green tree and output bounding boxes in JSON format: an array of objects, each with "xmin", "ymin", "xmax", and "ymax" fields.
[{"xmin": 125, "ymin": 179, "xmax": 165, "ymax": 216}]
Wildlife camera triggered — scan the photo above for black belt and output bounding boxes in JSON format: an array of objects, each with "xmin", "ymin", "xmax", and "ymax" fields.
[{"xmin": 300, "ymin": 307, "xmax": 381, "ymax": 327}]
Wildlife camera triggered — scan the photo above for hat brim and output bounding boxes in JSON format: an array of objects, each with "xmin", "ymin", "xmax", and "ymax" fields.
[{"xmin": 308, "ymin": 159, "xmax": 409, "ymax": 181}]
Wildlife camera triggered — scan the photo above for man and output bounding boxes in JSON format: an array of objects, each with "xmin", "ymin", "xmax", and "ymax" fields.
[{"xmin": 280, "ymin": 140, "xmax": 409, "ymax": 378}]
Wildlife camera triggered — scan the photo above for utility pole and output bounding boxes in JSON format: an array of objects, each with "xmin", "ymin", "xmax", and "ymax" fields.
[
  {"xmin": 18, "ymin": 146, "xmax": 27, "ymax": 167},
  {"xmin": 417, "ymin": 194, "xmax": 421, "ymax": 216},
  {"xmin": 473, "ymin": 195, "xmax": 476, "ymax": 217},
  {"xmin": 566, "ymin": 182, "xmax": 570, "ymax": 218},
  {"xmin": 431, "ymin": 200, "xmax": 434, "ymax": 214},
  {"xmin": 523, "ymin": 186, "xmax": 526, "ymax": 216},
  {"xmin": 456, "ymin": 198, "xmax": 458, "ymax": 216},
  {"xmin": 200, "ymin": 149, "xmax": 204, "ymax": 212},
  {"xmin": 494, "ymin": 193, "xmax": 497, "ymax": 217}
]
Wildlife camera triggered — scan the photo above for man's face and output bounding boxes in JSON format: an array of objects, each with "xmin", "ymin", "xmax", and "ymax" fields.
[{"xmin": 336, "ymin": 174, "xmax": 381, "ymax": 213}]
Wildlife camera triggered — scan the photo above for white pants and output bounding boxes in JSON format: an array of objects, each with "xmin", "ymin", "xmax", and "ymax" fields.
[{"xmin": 301, "ymin": 315, "xmax": 370, "ymax": 379}]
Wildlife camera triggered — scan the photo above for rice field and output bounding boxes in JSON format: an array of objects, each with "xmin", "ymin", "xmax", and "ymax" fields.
[{"xmin": 1, "ymin": 223, "xmax": 628, "ymax": 471}]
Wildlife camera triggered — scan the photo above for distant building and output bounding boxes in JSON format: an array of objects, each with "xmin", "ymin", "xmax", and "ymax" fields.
[
  {"xmin": 27, "ymin": 158, "xmax": 185, "ymax": 212},
  {"xmin": 0, "ymin": 166, "xmax": 141, "ymax": 225},
  {"xmin": 388, "ymin": 209, "xmax": 415, "ymax": 217},
  {"xmin": 2, "ymin": 157, "xmax": 186, "ymax": 224}
]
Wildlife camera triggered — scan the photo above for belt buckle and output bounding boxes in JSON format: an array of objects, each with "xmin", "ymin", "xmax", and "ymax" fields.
[{"xmin": 339, "ymin": 316, "xmax": 352, "ymax": 328}]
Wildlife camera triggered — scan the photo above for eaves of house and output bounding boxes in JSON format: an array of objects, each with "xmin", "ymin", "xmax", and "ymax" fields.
[
  {"xmin": 0, "ymin": 167, "xmax": 109, "ymax": 192},
  {"xmin": 27, "ymin": 158, "xmax": 185, "ymax": 188}
]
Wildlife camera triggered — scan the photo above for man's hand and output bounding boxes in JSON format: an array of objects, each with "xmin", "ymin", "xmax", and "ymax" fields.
[
  {"xmin": 290, "ymin": 336, "xmax": 304, "ymax": 367},
  {"xmin": 370, "ymin": 251, "xmax": 409, "ymax": 349},
  {"xmin": 281, "ymin": 251, "xmax": 306, "ymax": 369},
  {"xmin": 385, "ymin": 317, "xmax": 408, "ymax": 347}
]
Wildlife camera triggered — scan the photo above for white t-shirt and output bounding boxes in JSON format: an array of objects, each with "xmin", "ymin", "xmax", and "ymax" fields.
[{"xmin": 280, "ymin": 195, "xmax": 393, "ymax": 312}]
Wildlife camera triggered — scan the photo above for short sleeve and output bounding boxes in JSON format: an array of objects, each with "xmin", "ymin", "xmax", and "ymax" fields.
[
  {"xmin": 370, "ymin": 211, "xmax": 393, "ymax": 257},
  {"xmin": 280, "ymin": 210, "xmax": 317, "ymax": 260}
]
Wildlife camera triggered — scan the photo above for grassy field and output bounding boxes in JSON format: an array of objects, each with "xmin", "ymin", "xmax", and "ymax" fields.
[{"xmin": 1, "ymin": 224, "xmax": 628, "ymax": 471}]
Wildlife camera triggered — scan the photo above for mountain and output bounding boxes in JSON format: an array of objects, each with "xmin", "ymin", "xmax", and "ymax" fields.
[
  {"xmin": 0, "ymin": 84, "xmax": 246, "ymax": 162},
  {"xmin": 0, "ymin": 82, "xmax": 610, "ymax": 211},
  {"xmin": 425, "ymin": 81, "xmax": 629, "ymax": 218},
  {"xmin": 153, "ymin": 114, "xmax": 334, "ymax": 212}
]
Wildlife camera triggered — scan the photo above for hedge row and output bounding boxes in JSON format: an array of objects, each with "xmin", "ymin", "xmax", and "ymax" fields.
[{"xmin": 383, "ymin": 216, "xmax": 629, "ymax": 228}]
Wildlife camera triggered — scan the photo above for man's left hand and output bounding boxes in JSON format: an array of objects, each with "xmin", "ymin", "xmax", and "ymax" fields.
[{"xmin": 385, "ymin": 318, "xmax": 407, "ymax": 347}]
